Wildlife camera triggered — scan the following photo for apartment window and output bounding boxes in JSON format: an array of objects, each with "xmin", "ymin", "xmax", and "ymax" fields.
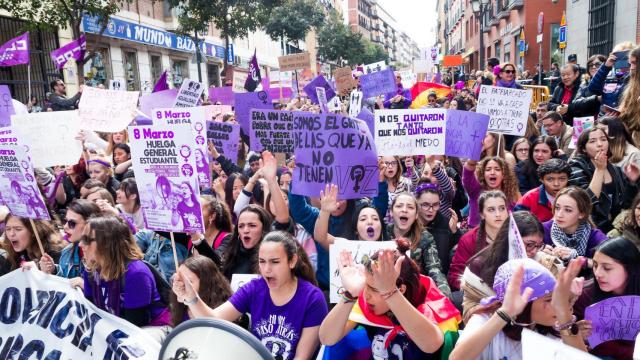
[
  {"xmin": 171, "ymin": 58, "xmax": 189, "ymax": 87},
  {"xmin": 149, "ymin": 53, "xmax": 163, "ymax": 86},
  {"xmin": 83, "ymin": 47, "xmax": 111, "ymax": 87},
  {"xmin": 495, "ymin": 42, "xmax": 501, "ymax": 61},
  {"xmin": 207, "ymin": 63, "xmax": 220, "ymax": 87},
  {"xmin": 122, "ymin": 49, "xmax": 139, "ymax": 91}
]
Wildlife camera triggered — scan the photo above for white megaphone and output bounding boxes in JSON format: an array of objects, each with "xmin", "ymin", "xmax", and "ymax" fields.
[{"xmin": 160, "ymin": 318, "xmax": 274, "ymax": 360}]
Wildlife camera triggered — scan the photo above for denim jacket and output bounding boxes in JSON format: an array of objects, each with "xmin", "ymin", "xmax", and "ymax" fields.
[
  {"xmin": 135, "ymin": 229, "xmax": 188, "ymax": 282},
  {"xmin": 56, "ymin": 242, "xmax": 83, "ymax": 279}
]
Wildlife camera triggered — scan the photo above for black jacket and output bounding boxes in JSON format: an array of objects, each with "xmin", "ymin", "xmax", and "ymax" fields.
[
  {"xmin": 425, "ymin": 212, "xmax": 462, "ymax": 275},
  {"xmin": 549, "ymin": 78, "xmax": 600, "ymax": 126},
  {"xmin": 49, "ymin": 92, "xmax": 81, "ymax": 111}
]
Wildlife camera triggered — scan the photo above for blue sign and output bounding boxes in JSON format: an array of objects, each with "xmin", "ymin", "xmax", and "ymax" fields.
[
  {"xmin": 227, "ymin": 44, "xmax": 234, "ymax": 63},
  {"xmin": 82, "ymin": 15, "xmax": 227, "ymax": 59},
  {"xmin": 519, "ymin": 40, "xmax": 525, "ymax": 53},
  {"xmin": 559, "ymin": 26, "xmax": 567, "ymax": 43}
]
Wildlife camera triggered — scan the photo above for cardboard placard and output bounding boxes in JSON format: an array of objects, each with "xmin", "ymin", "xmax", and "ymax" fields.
[{"xmin": 278, "ymin": 52, "xmax": 311, "ymax": 72}]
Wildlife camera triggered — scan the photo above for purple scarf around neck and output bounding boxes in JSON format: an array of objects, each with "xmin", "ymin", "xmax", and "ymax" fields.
[
  {"xmin": 496, "ymin": 79, "xmax": 518, "ymax": 88},
  {"xmin": 91, "ymin": 270, "xmax": 122, "ymax": 316}
]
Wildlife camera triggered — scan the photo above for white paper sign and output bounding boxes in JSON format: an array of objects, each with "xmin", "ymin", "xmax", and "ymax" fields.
[
  {"xmin": 328, "ymin": 96, "xmax": 342, "ymax": 112},
  {"xmin": 522, "ymin": 329, "xmax": 598, "ymax": 360},
  {"xmin": 173, "ymin": 79, "xmax": 205, "ymax": 108},
  {"xmin": 375, "ymin": 109, "xmax": 447, "ymax": 156},
  {"xmin": 398, "ymin": 70, "xmax": 418, "ymax": 89},
  {"xmin": 78, "ymin": 86, "xmax": 140, "ymax": 132},
  {"xmin": 230, "ymin": 274, "xmax": 261, "ymax": 293},
  {"xmin": 413, "ymin": 59, "xmax": 433, "ymax": 74},
  {"xmin": 316, "ymin": 87, "xmax": 329, "ymax": 113},
  {"xmin": 329, "ymin": 239, "xmax": 397, "ymax": 303},
  {"xmin": 0, "ymin": 269, "xmax": 160, "ymax": 359},
  {"xmin": 232, "ymin": 70, "xmax": 249, "ymax": 93},
  {"xmin": 476, "ymin": 85, "xmax": 533, "ymax": 136},
  {"xmin": 151, "ymin": 107, "xmax": 210, "ymax": 189},
  {"xmin": 109, "ymin": 78, "xmax": 125, "ymax": 91},
  {"xmin": 11, "ymin": 111, "xmax": 83, "ymax": 168},
  {"xmin": 349, "ymin": 90, "xmax": 363, "ymax": 118},
  {"xmin": 363, "ymin": 61, "xmax": 387, "ymax": 74},
  {"xmin": 128, "ymin": 124, "xmax": 205, "ymax": 233}
]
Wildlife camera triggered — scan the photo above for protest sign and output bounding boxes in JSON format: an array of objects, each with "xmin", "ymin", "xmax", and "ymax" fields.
[
  {"xmin": 570, "ymin": 116, "xmax": 594, "ymax": 149},
  {"xmin": 375, "ymin": 109, "xmax": 447, "ymax": 156},
  {"xmin": 250, "ymin": 110, "xmax": 295, "ymax": 154},
  {"xmin": 363, "ymin": 61, "xmax": 387, "ymax": 74},
  {"xmin": 291, "ymin": 113, "xmax": 379, "ymax": 199},
  {"xmin": 139, "ymin": 88, "xmax": 178, "ymax": 117},
  {"xmin": 278, "ymin": 52, "xmax": 311, "ymax": 72},
  {"xmin": 78, "ymin": 86, "xmax": 139, "ymax": 132},
  {"xmin": 0, "ymin": 144, "xmax": 50, "ymax": 220},
  {"xmin": 0, "ymin": 128, "xmax": 16, "ymax": 145},
  {"xmin": 0, "ymin": 269, "xmax": 160, "ymax": 359},
  {"xmin": 128, "ymin": 124, "xmax": 204, "ymax": 233},
  {"xmin": 444, "ymin": 110, "xmax": 490, "ymax": 160},
  {"xmin": 203, "ymin": 104, "xmax": 233, "ymax": 121},
  {"xmin": 11, "ymin": 111, "xmax": 83, "ymax": 168},
  {"xmin": 109, "ymin": 78, "xmax": 125, "ymax": 91},
  {"xmin": 356, "ymin": 108, "xmax": 375, "ymax": 135},
  {"xmin": 234, "ymin": 90, "xmax": 273, "ymax": 135},
  {"xmin": 208, "ymin": 86, "xmax": 235, "ymax": 106},
  {"xmin": 0, "ymin": 85, "xmax": 15, "ymax": 127},
  {"xmin": 316, "ymin": 87, "xmax": 329, "ymax": 113},
  {"xmin": 398, "ymin": 70, "xmax": 418, "ymax": 89},
  {"xmin": 476, "ymin": 85, "xmax": 532, "ymax": 136},
  {"xmin": 522, "ymin": 329, "xmax": 598, "ymax": 360},
  {"xmin": 152, "ymin": 107, "xmax": 210, "ymax": 189},
  {"xmin": 232, "ymin": 69, "xmax": 249, "ymax": 93},
  {"xmin": 230, "ymin": 274, "xmax": 261, "ymax": 293},
  {"xmin": 359, "ymin": 68, "xmax": 397, "ymax": 99},
  {"xmin": 173, "ymin": 79, "xmax": 205, "ymax": 108},
  {"xmin": 413, "ymin": 59, "xmax": 433, "ymax": 74},
  {"xmin": 303, "ymin": 75, "xmax": 336, "ymax": 104},
  {"xmin": 329, "ymin": 239, "xmax": 397, "ymax": 303},
  {"xmin": 584, "ymin": 295, "xmax": 640, "ymax": 348},
  {"xmin": 334, "ymin": 67, "xmax": 358, "ymax": 95},
  {"xmin": 349, "ymin": 90, "xmax": 363, "ymax": 118},
  {"xmin": 206, "ymin": 120, "xmax": 241, "ymax": 163},
  {"xmin": 328, "ymin": 96, "xmax": 342, "ymax": 112}
]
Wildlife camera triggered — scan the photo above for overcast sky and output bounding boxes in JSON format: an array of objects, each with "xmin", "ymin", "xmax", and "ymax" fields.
[{"xmin": 376, "ymin": 0, "xmax": 438, "ymax": 47}]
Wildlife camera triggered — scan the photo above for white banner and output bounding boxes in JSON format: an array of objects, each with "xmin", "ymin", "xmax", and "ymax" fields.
[
  {"xmin": 78, "ymin": 87, "xmax": 140, "ymax": 132},
  {"xmin": 0, "ymin": 269, "xmax": 160, "ymax": 359},
  {"xmin": 173, "ymin": 79, "xmax": 205, "ymax": 108},
  {"xmin": 522, "ymin": 329, "xmax": 598, "ymax": 360},
  {"xmin": 10, "ymin": 111, "xmax": 83, "ymax": 168},
  {"xmin": 232, "ymin": 70, "xmax": 249, "ymax": 94},
  {"xmin": 375, "ymin": 109, "xmax": 447, "ymax": 156},
  {"xmin": 476, "ymin": 85, "xmax": 532, "ymax": 136},
  {"xmin": 398, "ymin": 70, "xmax": 417, "ymax": 89}
]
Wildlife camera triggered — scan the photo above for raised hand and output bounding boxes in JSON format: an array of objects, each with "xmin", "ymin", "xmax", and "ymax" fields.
[
  {"xmin": 338, "ymin": 250, "xmax": 365, "ymax": 296},
  {"xmin": 370, "ymin": 249, "xmax": 403, "ymax": 294},
  {"xmin": 261, "ymin": 151, "xmax": 278, "ymax": 181},
  {"xmin": 448, "ymin": 208, "xmax": 459, "ymax": 233},
  {"xmin": 552, "ymin": 257, "xmax": 585, "ymax": 319},
  {"xmin": 172, "ymin": 268, "xmax": 197, "ymax": 303},
  {"xmin": 320, "ymin": 184, "xmax": 339, "ymax": 213}
]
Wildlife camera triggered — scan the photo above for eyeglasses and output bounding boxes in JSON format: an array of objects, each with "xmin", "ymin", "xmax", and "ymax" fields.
[
  {"xmin": 80, "ymin": 235, "xmax": 95, "ymax": 245},
  {"xmin": 420, "ymin": 202, "xmax": 440, "ymax": 211},
  {"xmin": 383, "ymin": 161, "xmax": 398, "ymax": 167},
  {"xmin": 524, "ymin": 241, "xmax": 545, "ymax": 252},
  {"xmin": 516, "ymin": 148, "xmax": 530, "ymax": 154},
  {"xmin": 588, "ymin": 62, "xmax": 602, "ymax": 69},
  {"xmin": 502, "ymin": 70, "xmax": 515, "ymax": 74},
  {"xmin": 64, "ymin": 219, "xmax": 78, "ymax": 230}
]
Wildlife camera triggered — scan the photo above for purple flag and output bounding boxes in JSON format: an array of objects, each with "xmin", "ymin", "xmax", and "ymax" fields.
[
  {"xmin": 0, "ymin": 33, "xmax": 29, "ymax": 67},
  {"xmin": 303, "ymin": 75, "xmax": 336, "ymax": 104},
  {"xmin": 153, "ymin": 70, "xmax": 169, "ymax": 93},
  {"xmin": 50, "ymin": 34, "xmax": 86, "ymax": 70},
  {"xmin": 244, "ymin": 49, "xmax": 261, "ymax": 92}
]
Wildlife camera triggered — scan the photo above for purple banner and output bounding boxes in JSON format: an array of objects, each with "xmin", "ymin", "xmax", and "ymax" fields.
[
  {"xmin": 0, "ymin": 32, "xmax": 29, "ymax": 67},
  {"xmin": 206, "ymin": 121, "xmax": 240, "ymax": 163},
  {"xmin": 250, "ymin": 110, "xmax": 297, "ymax": 154},
  {"xmin": 356, "ymin": 108, "xmax": 375, "ymax": 136},
  {"xmin": 50, "ymin": 34, "xmax": 86, "ymax": 70},
  {"xmin": 359, "ymin": 68, "xmax": 396, "ymax": 99},
  {"xmin": 444, "ymin": 110, "xmax": 490, "ymax": 161},
  {"xmin": 234, "ymin": 91, "xmax": 273, "ymax": 135},
  {"xmin": 303, "ymin": 75, "xmax": 336, "ymax": 104},
  {"xmin": 585, "ymin": 295, "xmax": 640, "ymax": 348},
  {"xmin": 0, "ymin": 85, "xmax": 15, "ymax": 128},
  {"xmin": 208, "ymin": 86, "xmax": 235, "ymax": 106},
  {"xmin": 139, "ymin": 88, "xmax": 178, "ymax": 117},
  {"xmin": 292, "ymin": 113, "xmax": 379, "ymax": 199}
]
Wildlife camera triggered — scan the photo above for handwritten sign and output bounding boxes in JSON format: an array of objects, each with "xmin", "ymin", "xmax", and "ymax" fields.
[
  {"xmin": 303, "ymin": 75, "xmax": 336, "ymax": 104},
  {"xmin": 476, "ymin": 85, "xmax": 532, "ymax": 136},
  {"xmin": 206, "ymin": 121, "xmax": 240, "ymax": 163},
  {"xmin": 356, "ymin": 108, "xmax": 375, "ymax": 135},
  {"xmin": 375, "ymin": 109, "xmax": 447, "ymax": 156},
  {"xmin": 398, "ymin": 70, "xmax": 417, "ymax": 89},
  {"xmin": 359, "ymin": 68, "xmax": 397, "ymax": 99},
  {"xmin": 316, "ymin": 87, "xmax": 329, "ymax": 113},
  {"xmin": 329, "ymin": 239, "xmax": 397, "ymax": 303},
  {"xmin": 522, "ymin": 329, "xmax": 598, "ymax": 360},
  {"xmin": 278, "ymin": 52, "xmax": 311, "ymax": 72},
  {"xmin": 444, "ymin": 110, "xmax": 490, "ymax": 160},
  {"xmin": 11, "ymin": 111, "xmax": 83, "ymax": 168},
  {"xmin": 570, "ymin": 116, "xmax": 594, "ymax": 149},
  {"xmin": 139, "ymin": 88, "xmax": 178, "ymax": 117},
  {"xmin": 363, "ymin": 61, "xmax": 387, "ymax": 74},
  {"xmin": 128, "ymin": 124, "xmax": 204, "ymax": 233},
  {"xmin": 230, "ymin": 274, "xmax": 261, "ymax": 293},
  {"xmin": 234, "ymin": 91, "xmax": 273, "ymax": 135},
  {"xmin": 232, "ymin": 69, "xmax": 249, "ymax": 93},
  {"xmin": 208, "ymin": 86, "xmax": 235, "ymax": 106},
  {"xmin": 584, "ymin": 295, "xmax": 640, "ymax": 348},
  {"xmin": 0, "ymin": 144, "xmax": 50, "ymax": 220},
  {"xmin": 0, "ymin": 85, "xmax": 15, "ymax": 127},
  {"xmin": 250, "ymin": 110, "xmax": 295, "ymax": 154},
  {"xmin": 173, "ymin": 79, "xmax": 205, "ymax": 108},
  {"xmin": 334, "ymin": 67, "xmax": 357, "ymax": 95},
  {"xmin": 349, "ymin": 90, "xmax": 363, "ymax": 118},
  {"xmin": 292, "ymin": 114, "xmax": 378, "ymax": 199},
  {"xmin": 203, "ymin": 104, "xmax": 232, "ymax": 121},
  {"xmin": 78, "ymin": 87, "xmax": 139, "ymax": 132}
]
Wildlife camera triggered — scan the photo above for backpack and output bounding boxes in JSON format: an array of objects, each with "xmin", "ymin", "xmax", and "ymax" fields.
[{"xmin": 121, "ymin": 260, "xmax": 172, "ymax": 307}]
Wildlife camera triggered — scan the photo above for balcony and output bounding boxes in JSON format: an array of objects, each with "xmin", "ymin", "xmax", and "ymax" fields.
[
  {"xmin": 371, "ymin": 9, "xmax": 378, "ymax": 18},
  {"xmin": 507, "ymin": 0, "xmax": 524, "ymax": 10}
]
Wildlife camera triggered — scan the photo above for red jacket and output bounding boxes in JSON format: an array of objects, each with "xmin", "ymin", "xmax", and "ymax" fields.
[
  {"xmin": 448, "ymin": 227, "xmax": 487, "ymax": 290},
  {"xmin": 515, "ymin": 185, "xmax": 554, "ymax": 223}
]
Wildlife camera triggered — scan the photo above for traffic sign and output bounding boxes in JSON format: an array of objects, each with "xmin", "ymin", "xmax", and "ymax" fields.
[
  {"xmin": 519, "ymin": 40, "xmax": 526, "ymax": 57},
  {"xmin": 537, "ymin": 12, "xmax": 544, "ymax": 34},
  {"xmin": 559, "ymin": 26, "xmax": 566, "ymax": 49},
  {"xmin": 537, "ymin": 34, "xmax": 543, "ymax": 44}
]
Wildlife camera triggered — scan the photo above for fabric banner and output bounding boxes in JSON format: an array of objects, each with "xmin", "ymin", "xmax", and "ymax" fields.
[
  {"xmin": 359, "ymin": 68, "xmax": 397, "ymax": 99},
  {"xmin": 444, "ymin": 110, "xmax": 490, "ymax": 160},
  {"xmin": 11, "ymin": 111, "xmax": 83, "ymax": 168},
  {"xmin": 50, "ymin": 34, "xmax": 86, "ymax": 70},
  {"xmin": 152, "ymin": 107, "xmax": 210, "ymax": 189},
  {"xmin": 234, "ymin": 91, "xmax": 273, "ymax": 135},
  {"xmin": 584, "ymin": 295, "xmax": 640, "ymax": 348},
  {"xmin": 0, "ymin": 144, "xmax": 50, "ymax": 220},
  {"xmin": 250, "ymin": 110, "xmax": 296, "ymax": 154},
  {"xmin": 291, "ymin": 114, "xmax": 378, "ymax": 199},
  {"xmin": 303, "ymin": 75, "xmax": 336, "ymax": 105},
  {"xmin": 0, "ymin": 269, "xmax": 160, "ymax": 359},
  {"xmin": 0, "ymin": 85, "xmax": 16, "ymax": 127},
  {"xmin": 128, "ymin": 124, "xmax": 205, "ymax": 233},
  {"xmin": 0, "ymin": 32, "xmax": 29, "ymax": 67},
  {"xmin": 476, "ymin": 85, "xmax": 532, "ymax": 136},
  {"xmin": 375, "ymin": 109, "xmax": 447, "ymax": 156},
  {"xmin": 206, "ymin": 121, "xmax": 240, "ymax": 163},
  {"xmin": 79, "ymin": 87, "xmax": 140, "ymax": 132},
  {"xmin": 173, "ymin": 79, "xmax": 205, "ymax": 108}
]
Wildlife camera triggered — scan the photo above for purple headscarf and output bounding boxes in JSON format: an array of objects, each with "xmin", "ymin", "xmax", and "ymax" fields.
[{"xmin": 480, "ymin": 258, "xmax": 556, "ymax": 306}]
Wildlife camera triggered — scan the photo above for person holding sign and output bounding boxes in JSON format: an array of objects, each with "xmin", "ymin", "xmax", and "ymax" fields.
[
  {"xmin": 173, "ymin": 231, "xmax": 327, "ymax": 360},
  {"xmin": 2, "ymin": 215, "xmax": 64, "ymax": 275},
  {"xmin": 319, "ymin": 240, "xmax": 460, "ymax": 359},
  {"xmin": 87, "ymin": 157, "xmax": 120, "ymax": 200},
  {"xmin": 573, "ymin": 237, "xmax": 640, "ymax": 359}
]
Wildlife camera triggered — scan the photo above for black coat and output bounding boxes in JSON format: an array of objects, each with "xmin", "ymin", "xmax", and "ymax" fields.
[
  {"xmin": 425, "ymin": 212, "xmax": 462, "ymax": 275},
  {"xmin": 549, "ymin": 78, "xmax": 600, "ymax": 126}
]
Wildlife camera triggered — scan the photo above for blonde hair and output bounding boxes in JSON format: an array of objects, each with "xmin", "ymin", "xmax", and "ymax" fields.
[
  {"xmin": 619, "ymin": 46, "xmax": 640, "ymax": 144},
  {"xmin": 106, "ymin": 130, "xmax": 129, "ymax": 155}
]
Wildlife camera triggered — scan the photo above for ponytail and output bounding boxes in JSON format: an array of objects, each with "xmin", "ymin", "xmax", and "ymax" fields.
[{"xmin": 261, "ymin": 231, "xmax": 318, "ymax": 286}]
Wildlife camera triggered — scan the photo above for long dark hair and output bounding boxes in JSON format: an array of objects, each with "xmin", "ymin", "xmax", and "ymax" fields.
[
  {"xmin": 170, "ymin": 255, "xmax": 232, "ymax": 326},
  {"xmin": 520, "ymin": 136, "xmax": 558, "ymax": 182},
  {"xmin": 224, "ymin": 172, "xmax": 248, "ymax": 214},
  {"xmin": 3, "ymin": 215, "xmax": 64, "ymax": 270},
  {"xmin": 622, "ymin": 193, "xmax": 640, "ymax": 235},
  {"xmin": 599, "ymin": 117, "xmax": 636, "ymax": 163},
  {"xmin": 260, "ymin": 231, "xmax": 317, "ymax": 286},
  {"xmin": 350, "ymin": 202, "xmax": 387, "ymax": 241},
  {"xmin": 111, "ymin": 143, "xmax": 131, "ymax": 165},
  {"xmin": 85, "ymin": 216, "xmax": 142, "ymax": 281},
  {"xmin": 201, "ymin": 195, "xmax": 233, "ymax": 233},
  {"xmin": 574, "ymin": 125, "xmax": 612, "ymax": 160},
  {"xmin": 222, "ymin": 205, "xmax": 272, "ymax": 278},
  {"xmin": 593, "ymin": 237, "xmax": 640, "ymax": 301},
  {"xmin": 119, "ymin": 178, "xmax": 141, "ymax": 211},
  {"xmin": 66, "ymin": 199, "xmax": 101, "ymax": 220}
]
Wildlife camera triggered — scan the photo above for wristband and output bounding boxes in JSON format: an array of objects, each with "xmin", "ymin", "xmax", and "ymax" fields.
[
  {"xmin": 495, "ymin": 309, "xmax": 515, "ymax": 325},
  {"xmin": 338, "ymin": 287, "xmax": 358, "ymax": 303},
  {"xmin": 183, "ymin": 295, "xmax": 199, "ymax": 306},
  {"xmin": 381, "ymin": 288, "xmax": 399, "ymax": 301},
  {"xmin": 191, "ymin": 234, "xmax": 205, "ymax": 246},
  {"xmin": 553, "ymin": 315, "xmax": 577, "ymax": 331}
]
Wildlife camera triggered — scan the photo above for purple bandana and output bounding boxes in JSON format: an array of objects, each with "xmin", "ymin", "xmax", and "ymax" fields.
[{"xmin": 480, "ymin": 258, "xmax": 556, "ymax": 306}]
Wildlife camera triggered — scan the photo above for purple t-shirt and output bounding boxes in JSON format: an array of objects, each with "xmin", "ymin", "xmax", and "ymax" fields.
[
  {"xmin": 229, "ymin": 277, "xmax": 328, "ymax": 360},
  {"xmin": 176, "ymin": 200, "xmax": 202, "ymax": 230}
]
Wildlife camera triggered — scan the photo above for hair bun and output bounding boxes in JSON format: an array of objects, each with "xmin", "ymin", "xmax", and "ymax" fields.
[{"xmin": 395, "ymin": 237, "xmax": 411, "ymax": 253}]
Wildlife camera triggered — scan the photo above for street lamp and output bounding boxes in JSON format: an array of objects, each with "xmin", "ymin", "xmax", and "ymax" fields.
[{"xmin": 471, "ymin": 0, "xmax": 489, "ymax": 70}]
